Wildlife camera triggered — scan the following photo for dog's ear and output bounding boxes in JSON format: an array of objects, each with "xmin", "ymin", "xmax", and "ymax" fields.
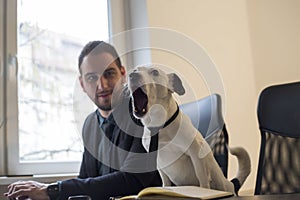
[{"xmin": 167, "ymin": 73, "xmax": 185, "ymax": 95}]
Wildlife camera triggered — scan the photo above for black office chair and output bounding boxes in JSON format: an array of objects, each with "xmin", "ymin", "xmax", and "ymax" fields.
[
  {"xmin": 255, "ymin": 81, "xmax": 300, "ymax": 195},
  {"xmin": 179, "ymin": 93, "xmax": 229, "ymax": 177}
]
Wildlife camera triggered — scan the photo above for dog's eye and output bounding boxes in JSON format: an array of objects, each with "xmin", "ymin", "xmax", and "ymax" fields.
[{"xmin": 151, "ymin": 69, "xmax": 159, "ymax": 76}]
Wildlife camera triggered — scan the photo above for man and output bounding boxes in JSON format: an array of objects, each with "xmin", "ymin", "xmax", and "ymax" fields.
[{"xmin": 4, "ymin": 41, "xmax": 162, "ymax": 200}]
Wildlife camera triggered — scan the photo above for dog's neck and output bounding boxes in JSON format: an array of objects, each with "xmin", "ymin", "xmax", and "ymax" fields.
[
  {"xmin": 158, "ymin": 97, "xmax": 181, "ymax": 133},
  {"xmin": 141, "ymin": 100, "xmax": 180, "ymax": 152},
  {"xmin": 141, "ymin": 96, "xmax": 179, "ymax": 129},
  {"xmin": 161, "ymin": 96, "xmax": 178, "ymax": 121},
  {"xmin": 162, "ymin": 104, "xmax": 179, "ymax": 129}
]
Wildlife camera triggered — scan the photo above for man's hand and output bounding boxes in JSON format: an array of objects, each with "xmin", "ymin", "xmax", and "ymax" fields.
[{"xmin": 4, "ymin": 180, "xmax": 50, "ymax": 200}]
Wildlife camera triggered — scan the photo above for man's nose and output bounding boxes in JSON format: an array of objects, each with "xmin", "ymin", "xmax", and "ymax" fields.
[{"xmin": 96, "ymin": 76, "xmax": 108, "ymax": 90}]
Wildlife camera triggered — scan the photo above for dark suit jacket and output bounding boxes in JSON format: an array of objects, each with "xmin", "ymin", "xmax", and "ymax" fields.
[{"xmin": 59, "ymin": 97, "xmax": 162, "ymax": 200}]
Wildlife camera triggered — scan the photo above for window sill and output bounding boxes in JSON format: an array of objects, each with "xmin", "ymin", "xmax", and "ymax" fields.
[{"xmin": 0, "ymin": 173, "xmax": 78, "ymax": 185}]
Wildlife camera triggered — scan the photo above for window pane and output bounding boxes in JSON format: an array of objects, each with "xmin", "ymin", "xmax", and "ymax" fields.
[{"xmin": 17, "ymin": 0, "xmax": 108, "ymax": 162}]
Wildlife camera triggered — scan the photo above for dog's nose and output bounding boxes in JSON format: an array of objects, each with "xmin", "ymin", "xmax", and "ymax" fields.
[{"xmin": 129, "ymin": 72, "xmax": 140, "ymax": 80}]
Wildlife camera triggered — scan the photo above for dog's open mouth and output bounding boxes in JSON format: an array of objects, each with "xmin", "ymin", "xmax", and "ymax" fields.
[{"xmin": 132, "ymin": 87, "xmax": 148, "ymax": 118}]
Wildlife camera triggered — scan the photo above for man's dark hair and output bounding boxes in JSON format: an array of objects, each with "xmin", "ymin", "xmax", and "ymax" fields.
[{"xmin": 78, "ymin": 41, "xmax": 122, "ymax": 74}]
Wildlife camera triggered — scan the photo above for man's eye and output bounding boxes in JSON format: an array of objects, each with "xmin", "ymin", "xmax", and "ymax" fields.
[
  {"xmin": 151, "ymin": 70, "xmax": 159, "ymax": 76},
  {"xmin": 104, "ymin": 70, "xmax": 116, "ymax": 78},
  {"xmin": 86, "ymin": 75, "xmax": 98, "ymax": 82}
]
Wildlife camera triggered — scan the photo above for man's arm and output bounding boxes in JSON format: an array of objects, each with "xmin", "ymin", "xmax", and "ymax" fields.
[
  {"xmin": 4, "ymin": 170, "xmax": 160, "ymax": 200},
  {"xmin": 64, "ymin": 133, "xmax": 161, "ymax": 200},
  {"xmin": 60, "ymin": 170, "xmax": 161, "ymax": 200}
]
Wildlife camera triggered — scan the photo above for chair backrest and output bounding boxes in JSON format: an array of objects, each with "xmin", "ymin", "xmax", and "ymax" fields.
[
  {"xmin": 255, "ymin": 81, "xmax": 300, "ymax": 195},
  {"xmin": 179, "ymin": 93, "xmax": 228, "ymax": 177}
]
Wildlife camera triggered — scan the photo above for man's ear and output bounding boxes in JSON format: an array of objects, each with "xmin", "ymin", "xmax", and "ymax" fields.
[
  {"xmin": 167, "ymin": 73, "xmax": 185, "ymax": 95},
  {"xmin": 120, "ymin": 66, "xmax": 127, "ymax": 84},
  {"xmin": 79, "ymin": 76, "xmax": 87, "ymax": 93},
  {"xmin": 120, "ymin": 66, "xmax": 126, "ymax": 76}
]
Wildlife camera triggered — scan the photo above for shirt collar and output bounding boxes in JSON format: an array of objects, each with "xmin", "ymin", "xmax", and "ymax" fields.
[
  {"xmin": 96, "ymin": 109, "xmax": 105, "ymax": 127},
  {"xmin": 96, "ymin": 109, "xmax": 115, "ymax": 127}
]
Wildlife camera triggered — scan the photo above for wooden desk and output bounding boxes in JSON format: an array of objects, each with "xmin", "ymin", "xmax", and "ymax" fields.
[
  {"xmin": 225, "ymin": 193, "xmax": 300, "ymax": 200},
  {"xmin": 111, "ymin": 193, "xmax": 300, "ymax": 200}
]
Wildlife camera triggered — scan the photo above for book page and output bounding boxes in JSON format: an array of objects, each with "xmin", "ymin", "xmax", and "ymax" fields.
[
  {"xmin": 113, "ymin": 186, "xmax": 233, "ymax": 200},
  {"xmin": 138, "ymin": 186, "xmax": 232, "ymax": 199}
]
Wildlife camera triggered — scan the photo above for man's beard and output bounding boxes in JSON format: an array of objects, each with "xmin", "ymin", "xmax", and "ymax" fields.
[
  {"xmin": 95, "ymin": 99, "xmax": 112, "ymax": 111},
  {"xmin": 94, "ymin": 79, "xmax": 125, "ymax": 112},
  {"xmin": 97, "ymin": 104, "xmax": 112, "ymax": 111}
]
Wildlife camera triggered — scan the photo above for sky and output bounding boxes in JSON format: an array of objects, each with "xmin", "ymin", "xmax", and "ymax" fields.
[{"xmin": 19, "ymin": 0, "xmax": 109, "ymax": 42}]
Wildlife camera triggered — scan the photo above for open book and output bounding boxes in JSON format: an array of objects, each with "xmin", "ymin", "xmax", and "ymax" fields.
[{"xmin": 111, "ymin": 186, "xmax": 233, "ymax": 200}]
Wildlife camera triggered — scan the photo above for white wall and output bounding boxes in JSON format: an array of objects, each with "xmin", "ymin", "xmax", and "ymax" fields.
[
  {"xmin": 247, "ymin": 0, "xmax": 300, "ymax": 92},
  {"xmin": 146, "ymin": 0, "xmax": 300, "ymax": 193}
]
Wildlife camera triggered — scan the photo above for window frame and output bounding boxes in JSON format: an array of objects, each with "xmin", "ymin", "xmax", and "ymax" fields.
[{"xmin": 0, "ymin": 0, "xmax": 6, "ymax": 176}]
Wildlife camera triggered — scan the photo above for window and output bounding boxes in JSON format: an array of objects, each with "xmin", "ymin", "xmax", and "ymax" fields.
[
  {"xmin": 4, "ymin": 0, "xmax": 109, "ymax": 175},
  {"xmin": 1, "ymin": 0, "xmax": 150, "ymax": 176}
]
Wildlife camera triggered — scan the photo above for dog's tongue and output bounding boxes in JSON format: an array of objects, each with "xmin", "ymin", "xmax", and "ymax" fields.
[{"xmin": 133, "ymin": 87, "xmax": 148, "ymax": 117}]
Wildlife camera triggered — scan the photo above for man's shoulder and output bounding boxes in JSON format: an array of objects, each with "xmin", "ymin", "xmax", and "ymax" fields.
[
  {"xmin": 83, "ymin": 111, "xmax": 98, "ymax": 129},
  {"xmin": 85, "ymin": 111, "xmax": 97, "ymax": 121},
  {"xmin": 81, "ymin": 111, "xmax": 101, "ymax": 144}
]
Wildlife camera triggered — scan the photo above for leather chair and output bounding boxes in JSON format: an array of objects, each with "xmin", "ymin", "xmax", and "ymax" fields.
[
  {"xmin": 179, "ymin": 93, "xmax": 229, "ymax": 177},
  {"xmin": 255, "ymin": 81, "xmax": 300, "ymax": 194}
]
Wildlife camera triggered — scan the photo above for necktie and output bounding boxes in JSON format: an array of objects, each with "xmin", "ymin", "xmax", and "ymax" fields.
[
  {"xmin": 101, "ymin": 118, "xmax": 115, "ymax": 140},
  {"xmin": 99, "ymin": 118, "xmax": 115, "ymax": 174}
]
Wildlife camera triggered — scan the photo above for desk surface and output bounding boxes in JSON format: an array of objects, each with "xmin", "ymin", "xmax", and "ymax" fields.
[
  {"xmin": 111, "ymin": 193, "xmax": 300, "ymax": 199},
  {"xmin": 225, "ymin": 193, "xmax": 300, "ymax": 200}
]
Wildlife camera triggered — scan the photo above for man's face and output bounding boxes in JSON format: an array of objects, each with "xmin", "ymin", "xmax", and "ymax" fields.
[{"xmin": 79, "ymin": 52, "xmax": 126, "ymax": 111}]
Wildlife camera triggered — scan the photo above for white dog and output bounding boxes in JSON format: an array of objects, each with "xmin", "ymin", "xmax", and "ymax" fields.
[{"xmin": 128, "ymin": 66, "xmax": 251, "ymax": 195}]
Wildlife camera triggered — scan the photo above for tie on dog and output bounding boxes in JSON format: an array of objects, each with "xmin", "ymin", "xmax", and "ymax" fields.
[
  {"xmin": 142, "ymin": 127, "xmax": 160, "ymax": 152},
  {"xmin": 142, "ymin": 126, "xmax": 160, "ymax": 152}
]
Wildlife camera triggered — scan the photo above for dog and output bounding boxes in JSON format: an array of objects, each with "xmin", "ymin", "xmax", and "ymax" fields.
[{"xmin": 127, "ymin": 66, "xmax": 251, "ymax": 195}]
